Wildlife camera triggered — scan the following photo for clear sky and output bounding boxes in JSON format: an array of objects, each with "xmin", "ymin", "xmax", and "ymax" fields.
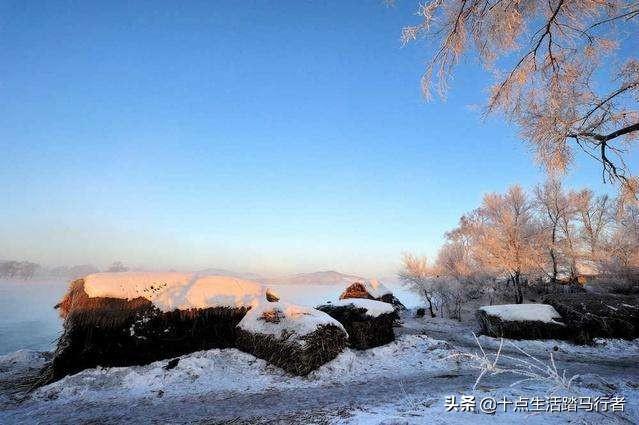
[{"xmin": 1, "ymin": 1, "xmax": 635, "ymax": 277}]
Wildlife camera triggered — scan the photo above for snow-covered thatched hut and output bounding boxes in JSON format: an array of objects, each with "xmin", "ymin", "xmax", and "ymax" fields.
[
  {"xmin": 476, "ymin": 304, "xmax": 568, "ymax": 340},
  {"xmin": 316, "ymin": 299, "xmax": 397, "ymax": 349},
  {"xmin": 339, "ymin": 279, "xmax": 404, "ymax": 310},
  {"xmin": 42, "ymin": 272, "xmax": 278, "ymax": 385},
  {"xmin": 235, "ymin": 301, "xmax": 347, "ymax": 375}
]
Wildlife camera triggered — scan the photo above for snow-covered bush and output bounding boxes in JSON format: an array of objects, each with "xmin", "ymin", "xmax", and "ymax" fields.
[
  {"xmin": 452, "ymin": 333, "xmax": 578, "ymax": 392},
  {"xmin": 398, "ymin": 254, "xmax": 438, "ymax": 317}
]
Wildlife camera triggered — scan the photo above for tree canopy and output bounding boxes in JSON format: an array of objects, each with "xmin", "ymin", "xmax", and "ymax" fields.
[{"xmin": 400, "ymin": 0, "xmax": 639, "ymax": 197}]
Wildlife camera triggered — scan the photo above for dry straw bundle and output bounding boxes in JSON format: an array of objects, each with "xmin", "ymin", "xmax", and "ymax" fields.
[
  {"xmin": 543, "ymin": 293, "xmax": 639, "ymax": 343},
  {"xmin": 316, "ymin": 302, "xmax": 396, "ymax": 349},
  {"xmin": 40, "ymin": 278, "xmax": 250, "ymax": 385}
]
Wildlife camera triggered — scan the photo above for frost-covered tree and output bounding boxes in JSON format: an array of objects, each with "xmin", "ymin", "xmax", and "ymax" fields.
[
  {"xmin": 533, "ymin": 178, "xmax": 578, "ymax": 283},
  {"xmin": 399, "ymin": 0, "xmax": 639, "ymax": 195},
  {"xmin": 107, "ymin": 261, "xmax": 129, "ymax": 273},
  {"xmin": 437, "ymin": 238, "xmax": 474, "ymax": 281},
  {"xmin": 535, "ymin": 179, "xmax": 568, "ymax": 282},
  {"xmin": 406, "ymin": 182, "xmax": 639, "ymax": 301},
  {"xmin": 575, "ymin": 190, "xmax": 614, "ymax": 263},
  {"xmin": 606, "ymin": 203, "xmax": 639, "ymax": 278},
  {"xmin": 0, "ymin": 261, "xmax": 40, "ymax": 280},
  {"xmin": 449, "ymin": 186, "xmax": 543, "ymax": 303},
  {"xmin": 398, "ymin": 254, "xmax": 438, "ymax": 317}
]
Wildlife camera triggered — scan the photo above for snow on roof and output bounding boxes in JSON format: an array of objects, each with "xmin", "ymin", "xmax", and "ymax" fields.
[
  {"xmin": 365, "ymin": 279, "xmax": 392, "ymax": 297},
  {"xmin": 479, "ymin": 304, "xmax": 564, "ymax": 325},
  {"xmin": 237, "ymin": 301, "xmax": 346, "ymax": 338},
  {"xmin": 345, "ymin": 279, "xmax": 391, "ymax": 298},
  {"xmin": 83, "ymin": 272, "xmax": 271, "ymax": 312},
  {"xmin": 325, "ymin": 299, "xmax": 395, "ymax": 317}
]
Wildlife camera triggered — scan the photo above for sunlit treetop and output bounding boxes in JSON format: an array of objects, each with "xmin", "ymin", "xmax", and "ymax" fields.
[{"xmin": 398, "ymin": 0, "xmax": 639, "ymax": 199}]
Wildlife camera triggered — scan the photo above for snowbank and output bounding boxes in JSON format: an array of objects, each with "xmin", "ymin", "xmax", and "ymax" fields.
[
  {"xmin": 325, "ymin": 298, "xmax": 395, "ymax": 318},
  {"xmin": 479, "ymin": 304, "xmax": 564, "ymax": 324},
  {"xmin": 237, "ymin": 301, "xmax": 345, "ymax": 337},
  {"xmin": 83, "ymin": 272, "xmax": 271, "ymax": 312}
]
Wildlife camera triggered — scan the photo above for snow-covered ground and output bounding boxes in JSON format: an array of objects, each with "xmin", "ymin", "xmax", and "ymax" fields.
[
  {"xmin": 1, "ymin": 315, "xmax": 637, "ymax": 424},
  {"xmin": 1, "ymin": 277, "xmax": 635, "ymax": 424}
]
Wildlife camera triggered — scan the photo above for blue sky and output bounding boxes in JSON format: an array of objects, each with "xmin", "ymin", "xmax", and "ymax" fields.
[{"xmin": 0, "ymin": 1, "xmax": 634, "ymax": 276}]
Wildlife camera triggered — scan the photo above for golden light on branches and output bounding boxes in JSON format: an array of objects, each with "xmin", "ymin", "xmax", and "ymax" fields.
[{"xmin": 400, "ymin": 0, "xmax": 639, "ymax": 196}]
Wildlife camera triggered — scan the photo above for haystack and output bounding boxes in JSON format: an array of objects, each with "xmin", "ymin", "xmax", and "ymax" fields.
[
  {"xmin": 317, "ymin": 299, "xmax": 397, "ymax": 349},
  {"xmin": 41, "ymin": 272, "xmax": 275, "ymax": 385},
  {"xmin": 476, "ymin": 304, "xmax": 568, "ymax": 340},
  {"xmin": 339, "ymin": 279, "xmax": 405, "ymax": 310},
  {"xmin": 235, "ymin": 302, "xmax": 347, "ymax": 375},
  {"xmin": 543, "ymin": 293, "xmax": 639, "ymax": 343}
]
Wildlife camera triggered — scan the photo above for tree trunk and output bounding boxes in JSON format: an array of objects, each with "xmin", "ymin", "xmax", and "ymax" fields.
[
  {"xmin": 550, "ymin": 225, "xmax": 558, "ymax": 284},
  {"xmin": 514, "ymin": 272, "xmax": 524, "ymax": 304},
  {"xmin": 549, "ymin": 247, "xmax": 558, "ymax": 283},
  {"xmin": 425, "ymin": 294, "xmax": 436, "ymax": 318}
]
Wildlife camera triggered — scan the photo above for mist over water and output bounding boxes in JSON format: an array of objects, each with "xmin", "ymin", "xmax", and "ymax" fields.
[
  {"xmin": 0, "ymin": 279, "xmax": 420, "ymax": 356},
  {"xmin": 0, "ymin": 279, "xmax": 68, "ymax": 355}
]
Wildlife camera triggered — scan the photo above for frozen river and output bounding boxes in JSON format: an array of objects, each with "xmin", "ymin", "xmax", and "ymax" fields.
[{"xmin": 0, "ymin": 279, "xmax": 420, "ymax": 355}]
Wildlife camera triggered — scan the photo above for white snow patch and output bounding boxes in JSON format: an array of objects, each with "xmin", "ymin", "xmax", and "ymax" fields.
[
  {"xmin": 479, "ymin": 303, "xmax": 564, "ymax": 324},
  {"xmin": 324, "ymin": 299, "xmax": 395, "ymax": 317},
  {"xmin": 310, "ymin": 335, "xmax": 453, "ymax": 383},
  {"xmin": 4, "ymin": 323, "xmax": 638, "ymax": 424},
  {"xmin": 176, "ymin": 275, "xmax": 268, "ymax": 311},
  {"xmin": 83, "ymin": 272, "xmax": 271, "ymax": 312},
  {"xmin": 237, "ymin": 301, "xmax": 346, "ymax": 338}
]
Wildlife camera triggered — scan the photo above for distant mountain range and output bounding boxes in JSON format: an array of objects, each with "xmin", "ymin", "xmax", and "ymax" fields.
[
  {"xmin": 2, "ymin": 258, "xmax": 372, "ymax": 287},
  {"xmin": 196, "ymin": 268, "xmax": 265, "ymax": 282},
  {"xmin": 198, "ymin": 269, "xmax": 367, "ymax": 286},
  {"xmin": 263, "ymin": 270, "xmax": 365, "ymax": 286},
  {"xmin": 0, "ymin": 260, "xmax": 100, "ymax": 280},
  {"xmin": 48, "ymin": 264, "xmax": 100, "ymax": 279}
]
